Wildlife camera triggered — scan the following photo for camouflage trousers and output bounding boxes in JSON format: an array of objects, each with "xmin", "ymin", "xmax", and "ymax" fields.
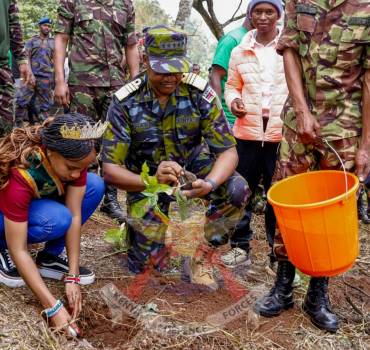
[
  {"xmin": 69, "ymin": 85, "xmax": 117, "ymax": 122},
  {"xmin": 273, "ymin": 126, "xmax": 359, "ymax": 261},
  {"xmin": 15, "ymin": 76, "xmax": 54, "ymax": 124},
  {"xmin": 126, "ymin": 171, "xmax": 250, "ymax": 273},
  {"xmin": 0, "ymin": 66, "xmax": 15, "ymax": 136}
]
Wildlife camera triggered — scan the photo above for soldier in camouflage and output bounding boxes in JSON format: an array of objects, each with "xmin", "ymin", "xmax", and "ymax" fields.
[
  {"xmin": 254, "ymin": 0, "xmax": 370, "ymax": 333},
  {"xmin": 0, "ymin": 0, "xmax": 33, "ymax": 136},
  {"xmin": 54, "ymin": 0, "xmax": 140, "ymax": 222},
  {"xmin": 15, "ymin": 17, "xmax": 55, "ymax": 126},
  {"xmin": 101, "ymin": 25, "xmax": 250, "ymax": 287}
]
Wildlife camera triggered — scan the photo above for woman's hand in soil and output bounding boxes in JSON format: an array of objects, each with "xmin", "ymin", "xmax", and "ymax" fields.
[
  {"xmin": 65, "ymin": 283, "xmax": 82, "ymax": 319},
  {"xmin": 155, "ymin": 161, "xmax": 182, "ymax": 184},
  {"xmin": 182, "ymin": 179, "xmax": 213, "ymax": 198},
  {"xmin": 230, "ymin": 98, "xmax": 246, "ymax": 118},
  {"xmin": 51, "ymin": 306, "xmax": 81, "ymax": 337}
]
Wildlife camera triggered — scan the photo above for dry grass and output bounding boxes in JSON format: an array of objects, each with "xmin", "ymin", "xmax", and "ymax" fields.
[{"xmin": 0, "ymin": 210, "xmax": 369, "ymax": 350}]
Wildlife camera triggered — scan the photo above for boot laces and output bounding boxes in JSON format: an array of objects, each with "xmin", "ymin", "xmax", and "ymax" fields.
[
  {"xmin": 314, "ymin": 279, "xmax": 331, "ymax": 307},
  {"xmin": 4, "ymin": 250, "xmax": 16, "ymax": 271},
  {"xmin": 111, "ymin": 199, "xmax": 122, "ymax": 211},
  {"xmin": 269, "ymin": 262, "xmax": 294, "ymax": 295},
  {"xmin": 58, "ymin": 250, "xmax": 68, "ymax": 264}
]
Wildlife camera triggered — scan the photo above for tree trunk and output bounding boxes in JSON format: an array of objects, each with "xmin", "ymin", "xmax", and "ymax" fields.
[
  {"xmin": 192, "ymin": 0, "xmax": 246, "ymax": 40},
  {"xmin": 175, "ymin": 0, "xmax": 194, "ymax": 29},
  {"xmin": 192, "ymin": 0, "xmax": 224, "ymax": 40}
]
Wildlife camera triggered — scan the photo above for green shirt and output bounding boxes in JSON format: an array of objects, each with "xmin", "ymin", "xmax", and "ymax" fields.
[{"xmin": 212, "ymin": 26, "xmax": 248, "ymax": 126}]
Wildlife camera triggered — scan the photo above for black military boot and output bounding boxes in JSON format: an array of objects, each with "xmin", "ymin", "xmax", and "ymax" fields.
[
  {"xmin": 302, "ymin": 277, "xmax": 339, "ymax": 332},
  {"xmin": 100, "ymin": 184, "xmax": 125, "ymax": 223},
  {"xmin": 358, "ymin": 199, "xmax": 370, "ymax": 224},
  {"xmin": 254, "ymin": 260, "xmax": 295, "ymax": 316}
]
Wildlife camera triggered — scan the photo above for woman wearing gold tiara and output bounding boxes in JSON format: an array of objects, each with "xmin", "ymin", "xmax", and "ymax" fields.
[{"xmin": 0, "ymin": 113, "xmax": 106, "ymax": 336}]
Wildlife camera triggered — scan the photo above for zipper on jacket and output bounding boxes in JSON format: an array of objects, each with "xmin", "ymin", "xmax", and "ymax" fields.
[{"xmin": 262, "ymin": 115, "xmax": 269, "ymax": 147}]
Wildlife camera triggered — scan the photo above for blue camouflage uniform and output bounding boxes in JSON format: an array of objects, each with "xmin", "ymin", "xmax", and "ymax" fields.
[
  {"xmin": 102, "ymin": 71, "xmax": 250, "ymax": 272},
  {"xmin": 15, "ymin": 34, "xmax": 55, "ymax": 124}
]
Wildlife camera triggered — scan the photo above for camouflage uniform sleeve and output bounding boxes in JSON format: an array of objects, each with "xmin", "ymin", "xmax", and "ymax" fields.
[
  {"xmin": 101, "ymin": 97, "xmax": 132, "ymax": 166},
  {"xmin": 122, "ymin": 0, "xmax": 137, "ymax": 46},
  {"xmin": 198, "ymin": 86, "xmax": 236, "ymax": 154},
  {"xmin": 9, "ymin": 0, "xmax": 27, "ymax": 64},
  {"xmin": 55, "ymin": 0, "xmax": 75, "ymax": 35},
  {"xmin": 276, "ymin": 0, "xmax": 299, "ymax": 56},
  {"xmin": 24, "ymin": 38, "xmax": 33, "ymax": 58},
  {"xmin": 364, "ymin": 44, "xmax": 370, "ymax": 69}
]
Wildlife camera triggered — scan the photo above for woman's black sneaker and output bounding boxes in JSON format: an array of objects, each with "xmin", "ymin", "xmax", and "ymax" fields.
[
  {"xmin": 36, "ymin": 250, "xmax": 95, "ymax": 285},
  {"xmin": 0, "ymin": 249, "xmax": 25, "ymax": 288}
]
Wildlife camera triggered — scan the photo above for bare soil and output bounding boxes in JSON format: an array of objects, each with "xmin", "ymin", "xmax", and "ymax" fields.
[{"xmin": 1, "ymin": 212, "xmax": 369, "ymax": 350}]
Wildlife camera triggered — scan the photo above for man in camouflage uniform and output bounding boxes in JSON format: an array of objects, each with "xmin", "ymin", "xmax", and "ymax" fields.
[
  {"xmin": 254, "ymin": 0, "xmax": 370, "ymax": 332},
  {"xmin": 15, "ymin": 17, "xmax": 55, "ymax": 126},
  {"xmin": 54, "ymin": 0, "xmax": 140, "ymax": 222},
  {"xmin": 101, "ymin": 25, "xmax": 250, "ymax": 287},
  {"xmin": 0, "ymin": 0, "xmax": 32, "ymax": 136}
]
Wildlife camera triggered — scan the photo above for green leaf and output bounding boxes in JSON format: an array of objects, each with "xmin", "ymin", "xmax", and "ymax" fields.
[
  {"xmin": 148, "ymin": 194, "xmax": 159, "ymax": 208},
  {"xmin": 104, "ymin": 223, "xmax": 128, "ymax": 250},
  {"xmin": 141, "ymin": 162, "xmax": 151, "ymax": 186},
  {"xmin": 131, "ymin": 197, "xmax": 150, "ymax": 218},
  {"xmin": 155, "ymin": 183, "xmax": 173, "ymax": 194}
]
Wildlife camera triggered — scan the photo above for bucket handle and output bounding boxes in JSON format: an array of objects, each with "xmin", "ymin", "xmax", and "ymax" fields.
[{"xmin": 319, "ymin": 138, "xmax": 349, "ymax": 200}]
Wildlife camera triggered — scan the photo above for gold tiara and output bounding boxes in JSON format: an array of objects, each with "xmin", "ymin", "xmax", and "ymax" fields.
[{"xmin": 60, "ymin": 121, "xmax": 109, "ymax": 140}]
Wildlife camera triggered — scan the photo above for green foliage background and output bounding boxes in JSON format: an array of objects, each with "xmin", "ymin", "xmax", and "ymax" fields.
[
  {"xmin": 18, "ymin": 0, "xmax": 58, "ymax": 40},
  {"xmin": 18, "ymin": 0, "xmax": 215, "ymax": 73}
]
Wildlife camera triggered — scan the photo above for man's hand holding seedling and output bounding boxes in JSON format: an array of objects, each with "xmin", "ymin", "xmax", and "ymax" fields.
[
  {"xmin": 155, "ymin": 161, "xmax": 183, "ymax": 185},
  {"xmin": 182, "ymin": 179, "xmax": 213, "ymax": 198}
]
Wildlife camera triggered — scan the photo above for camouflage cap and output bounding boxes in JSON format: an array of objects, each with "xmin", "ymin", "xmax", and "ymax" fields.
[{"xmin": 144, "ymin": 25, "xmax": 192, "ymax": 74}]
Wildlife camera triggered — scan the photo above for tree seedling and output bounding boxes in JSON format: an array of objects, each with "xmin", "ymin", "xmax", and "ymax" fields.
[{"xmin": 131, "ymin": 162, "xmax": 199, "ymax": 223}]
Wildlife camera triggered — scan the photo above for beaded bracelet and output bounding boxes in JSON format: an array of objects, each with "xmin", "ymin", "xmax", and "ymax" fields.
[
  {"xmin": 43, "ymin": 299, "xmax": 63, "ymax": 319},
  {"xmin": 64, "ymin": 276, "xmax": 81, "ymax": 284}
]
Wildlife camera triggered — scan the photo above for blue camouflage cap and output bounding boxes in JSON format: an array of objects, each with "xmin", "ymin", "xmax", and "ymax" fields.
[
  {"xmin": 144, "ymin": 25, "xmax": 192, "ymax": 74},
  {"xmin": 38, "ymin": 17, "xmax": 52, "ymax": 25}
]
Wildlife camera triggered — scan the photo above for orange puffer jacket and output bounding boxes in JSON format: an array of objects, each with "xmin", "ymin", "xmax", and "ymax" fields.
[{"xmin": 225, "ymin": 29, "xmax": 288, "ymax": 143}]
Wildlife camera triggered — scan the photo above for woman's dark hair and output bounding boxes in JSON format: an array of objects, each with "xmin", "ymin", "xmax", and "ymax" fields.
[
  {"xmin": 0, "ymin": 113, "xmax": 96, "ymax": 189},
  {"xmin": 41, "ymin": 113, "xmax": 96, "ymax": 160}
]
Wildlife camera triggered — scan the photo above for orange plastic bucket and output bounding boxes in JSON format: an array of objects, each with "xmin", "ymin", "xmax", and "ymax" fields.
[{"xmin": 268, "ymin": 170, "xmax": 359, "ymax": 277}]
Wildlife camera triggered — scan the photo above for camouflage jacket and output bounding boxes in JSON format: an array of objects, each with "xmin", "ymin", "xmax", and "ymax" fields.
[
  {"xmin": 0, "ymin": 0, "xmax": 27, "ymax": 67},
  {"xmin": 277, "ymin": 0, "xmax": 370, "ymax": 140},
  {"xmin": 101, "ymin": 72, "xmax": 236, "ymax": 188},
  {"xmin": 26, "ymin": 35, "xmax": 54, "ymax": 78},
  {"xmin": 55, "ymin": 0, "xmax": 137, "ymax": 87}
]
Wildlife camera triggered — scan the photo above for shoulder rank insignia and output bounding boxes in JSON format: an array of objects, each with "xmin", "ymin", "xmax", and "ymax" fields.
[
  {"xmin": 182, "ymin": 73, "xmax": 208, "ymax": 91},
  {"xmin": 114, "ymin": 78, "xmax": 143, "ymax": 101},
  {"xmin": 202, "ymin": 85, "xmax": 222, "ymax": 109}
]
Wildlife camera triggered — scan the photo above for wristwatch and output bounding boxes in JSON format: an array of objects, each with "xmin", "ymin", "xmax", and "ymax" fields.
[{"xmin": 205, "ymin": 178, "xmax": 218, "ymax": 192}]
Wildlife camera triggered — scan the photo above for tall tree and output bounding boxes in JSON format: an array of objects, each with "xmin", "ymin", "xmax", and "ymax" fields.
[
  {"xmin": 134, "ymin": 0, "xmax": 171, "ymax": 31},
  {"xmin": 175, "ymin": 0, "xmax": 193, "ymax": 29},
  {"xmin": 192, "ymin": 0, "xmax": 245, "ymax": 40}
]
